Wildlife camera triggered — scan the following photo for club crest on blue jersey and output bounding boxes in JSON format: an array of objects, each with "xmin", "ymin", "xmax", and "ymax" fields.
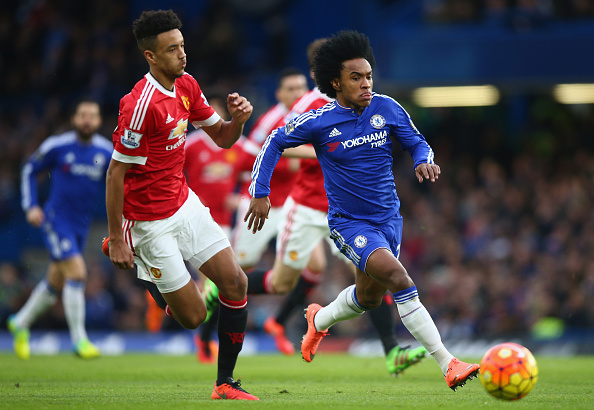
[
  {"xmin": 370, "ymin": 114, "xmax": 386, "ymax": 129},
  {"xmin": 122, "ymin": 129, "xmax": 142, "ymax": 149},
  {"xmin": 285, "ymin": 120, "xmax": 295, "ymax": 135},
  {"xmin": 354, "ymin": 235, "xmax": 367, "ymax": 248}
]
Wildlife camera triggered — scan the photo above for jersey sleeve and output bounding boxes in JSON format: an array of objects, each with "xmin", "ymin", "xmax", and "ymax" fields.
[
  {"xmin": 249, "ymin": 114, "xmax": 315, "ymax": 198},
  {"xmin": 188, "ymin": 77, "xmax": 220, "ymax": 127},
  {"xmin": 20, "ymin": 138, "xmax": 57, "ymax": 210},
  {"xmin": 112, "ymin": 95, "xmax": 151, "ymax": 165},
  {"xmin": 389, "ymin": 101, "xmax": 435, "ymax": 168}
]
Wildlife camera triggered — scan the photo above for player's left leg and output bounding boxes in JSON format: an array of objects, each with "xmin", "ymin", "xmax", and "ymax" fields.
[
  {"xmin": 365, "ymin": 249, "xmax": 478, "ymax": 390},
  {"xmin": 197, "ymin": 248, "xmax": 258, "ymax": 400}
]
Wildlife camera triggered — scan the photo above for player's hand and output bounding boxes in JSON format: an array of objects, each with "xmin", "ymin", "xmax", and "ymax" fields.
[
  {"xmin": 109, "ymin": 237, "xmax": 135, "ymax": 270},
  {"xmin": 244, "ymin": 196, "xmax": 271, "ymax": 234},
  {"xmin": 415, "ymin": 163, "xmax": 441, "ymax": 183},
  {"xmin": 26, "ymin": 206, "xmax": 45, "ymax": 227},
  {"xmin": 227, "ymin": 93, "xmax": 253, "ymax": 125}
]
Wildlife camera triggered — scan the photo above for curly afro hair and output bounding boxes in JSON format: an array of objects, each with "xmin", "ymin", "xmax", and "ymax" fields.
[
  {"xmin": 313, "ymin": 30, "xmax": 375, "ymax": 99},
  {"xmin": 132, "ymin": 10, "xmax": 182, "ymax": 52}
]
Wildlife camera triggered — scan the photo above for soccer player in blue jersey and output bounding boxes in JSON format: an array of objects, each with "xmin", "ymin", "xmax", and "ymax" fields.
[
  {"xmin": 7, "ymin": 99, "xmax": 112, "ymax": 360},
  {"xmin": 246, "ymin": 30, "xmax": 480, "ymax": 391}
]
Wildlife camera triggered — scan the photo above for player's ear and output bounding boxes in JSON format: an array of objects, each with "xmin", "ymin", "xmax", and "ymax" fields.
[
  {"xmin": 144, "ymin": 49, "xmax": 156, "ymax": 64},
  {"xmin": 331, "ymin": 78, "xmax": 341, "ymax": 92}
]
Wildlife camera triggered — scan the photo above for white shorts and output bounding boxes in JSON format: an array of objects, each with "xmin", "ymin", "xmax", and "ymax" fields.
[
  {"xmin": 126, "ymin": 189, "xmax": 230, "ymax": 293},
  {"xmin": 276, "ymin": 196, "xmax": 336, "ymax": 270},
  {"xmin": 231, "ymin": 196, "xmax": 282, "ymax": 268}
]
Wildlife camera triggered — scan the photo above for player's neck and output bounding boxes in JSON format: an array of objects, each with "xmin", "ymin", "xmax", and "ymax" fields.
[
  {"xmin": 150, "ymin": 69, "xmax": 176, "ymax": 91},
  {"xmin": 76, "ymin": 131, "xmax": 93, "ymax": 143},
  {"xmin": 336, "ymin": 95, "xmax": 364, "ymax": 116}
]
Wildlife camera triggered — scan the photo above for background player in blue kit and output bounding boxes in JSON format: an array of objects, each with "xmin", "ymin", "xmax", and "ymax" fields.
[
  {"xmin": 7, "ymin": 99, "xmax": 112, "ymax": 360},
  {"xmin": 246, "ymin": 30, "xmax": 480, "ymax": 391}
]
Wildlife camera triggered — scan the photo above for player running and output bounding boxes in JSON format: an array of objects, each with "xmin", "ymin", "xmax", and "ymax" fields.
[
  {"xmin": 246, "ymin": 30, "xmax": 479, "ymax": 391},
  {"xmin": 8, "ymin": 99, "xmax": 111, "ymax": 360},
  {"xmin": 206, "ymin": 39, "xmax": 427, "ymax": 375},
  {"xmin": 105, "ymin": 10, "xmax": 257, "ymax": 400}
]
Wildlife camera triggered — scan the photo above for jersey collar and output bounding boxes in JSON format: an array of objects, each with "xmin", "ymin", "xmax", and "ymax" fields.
[{"xmin": 145, "ymin": 72, "xmax": 176, "ymax": 98}]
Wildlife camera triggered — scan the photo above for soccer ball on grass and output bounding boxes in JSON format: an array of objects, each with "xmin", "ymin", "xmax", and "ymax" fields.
[{"xmin": 478, "ymin": 342, "xmax": 538, "ymax": 401}]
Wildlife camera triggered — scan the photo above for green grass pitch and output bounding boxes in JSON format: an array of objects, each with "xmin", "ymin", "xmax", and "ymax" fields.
[{"xmin": 2, "ymin": 353, "xmax": 593, "ymax": 409}]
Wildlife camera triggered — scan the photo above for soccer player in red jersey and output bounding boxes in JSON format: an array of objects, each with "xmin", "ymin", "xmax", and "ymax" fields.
[
  {"xmin": 231, "ymin": 67, "xmax": 308, "ymax": 269},
  {"xmin": 105, "ymin": 10, "xmax": 257, "ymax": 400}
]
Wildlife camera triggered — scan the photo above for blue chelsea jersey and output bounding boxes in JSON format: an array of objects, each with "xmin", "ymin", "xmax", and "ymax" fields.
[
  {"xmin": 21, "ymin": 131, "xmax": 113, "ymax": 228},
  {"xmin": 250, "ymin": 93, "xmax": 434, "ymax": 224}
]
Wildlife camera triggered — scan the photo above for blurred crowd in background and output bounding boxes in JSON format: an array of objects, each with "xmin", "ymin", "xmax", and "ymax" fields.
[{"xmin": 0, "ymin": 0, "xmax": 593, "ymax": 342}]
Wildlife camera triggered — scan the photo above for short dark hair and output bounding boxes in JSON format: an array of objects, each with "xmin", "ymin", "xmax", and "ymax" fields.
[
  {"xmin": 71, "ymin": 98, "xmax": 101, "ymax": 116},
  {"xmin": 132, "ymin": 10, "xmax": 182, "ymax": 53},
  {"xmin": 313, "ymin": 31, "xmax": 376, "ymax": 99},
  {"xmin": 277, "ymin": 67, "xmax": 305, "ymax": 89}
]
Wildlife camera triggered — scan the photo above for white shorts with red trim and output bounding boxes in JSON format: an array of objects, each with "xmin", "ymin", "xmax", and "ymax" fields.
[
  {"xmin": 231, "ymin": 196, "xmax": 282, "ymax": 268},
  {"xmin": 124, "ymin": 189, "xmax": 230, "ymax": 293},
  {"xmin": 276, "ymin": 196, "xmax": 340, "ymax": 270}
]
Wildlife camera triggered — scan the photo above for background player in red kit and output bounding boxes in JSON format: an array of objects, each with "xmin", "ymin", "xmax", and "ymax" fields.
[
  {"xmin": 185, "ymin": 94, "xmax": 243, "ymax": 237},
  {"xmin": 231, "ymin": 67, "xmax": 308, "ymax": 269},
  {"xmin": 105, "ymin": 10, "xmax": 258, "ymax": 400}
]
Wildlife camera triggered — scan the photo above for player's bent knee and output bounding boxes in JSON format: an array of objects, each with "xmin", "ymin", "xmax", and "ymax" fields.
[
  {"xmin": 270, "ymin": 276, "xmax": 299, "ymax": 294},
  {"xmin": 384, "ymin": 265, "xmax": 413, "ymax": 291},
  {"xmin": 217, "ymin": 269, "xmax": 248, "ymax": 300},
  {"xmin": 176, "ymin": 309, "xmax": 207, "ymax": 329}
]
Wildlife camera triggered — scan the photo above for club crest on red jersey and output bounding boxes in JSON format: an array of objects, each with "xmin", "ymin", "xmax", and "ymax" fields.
[{"xmin": 181, "ymin": 95, "xmax": 190, "ymax": 110}]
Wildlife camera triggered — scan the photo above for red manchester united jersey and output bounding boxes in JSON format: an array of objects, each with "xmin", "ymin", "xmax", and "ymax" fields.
[
  {"xmin": 184, "ymin": 129, "xmax": 242, "ymax": 226},
  {"xmin": 112, "ymin": 72, "xmax": 219, "ymax": 221},
  {"xmin": 285, "ymin": 88, "xmax": 333, "ymax": 212}
]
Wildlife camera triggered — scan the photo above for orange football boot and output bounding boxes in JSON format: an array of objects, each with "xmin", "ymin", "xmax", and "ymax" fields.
[{"xmin": 301, "ymin": 303, "xmax": 328, "ymax": 362}]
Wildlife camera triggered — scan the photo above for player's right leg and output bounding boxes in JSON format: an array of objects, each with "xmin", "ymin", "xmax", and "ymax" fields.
[
  {"xmin": 58, "ymin": 254, "xmax": 100, "ymax": 359},
  {"xmin": 201, "ymin": 198, "xmax": 281, "ymax": 319},
  {"xmin": 176, "ymin": 191, "xmax": 257, "ymax": 400}
]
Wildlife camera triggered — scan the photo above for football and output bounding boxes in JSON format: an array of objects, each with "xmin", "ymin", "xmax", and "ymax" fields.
[{"xmin": 479, "ymin": 342, "xmax": 538, "ymax": 401}]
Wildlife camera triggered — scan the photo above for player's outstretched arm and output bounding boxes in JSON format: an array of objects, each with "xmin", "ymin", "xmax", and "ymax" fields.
[
  {"xmin": 244, "ymin": 196, "xmax": 271, "ymax": 234},
  {"xmin": 415, "ymin": 163, "xmax": 441, "ymax": 183}
]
